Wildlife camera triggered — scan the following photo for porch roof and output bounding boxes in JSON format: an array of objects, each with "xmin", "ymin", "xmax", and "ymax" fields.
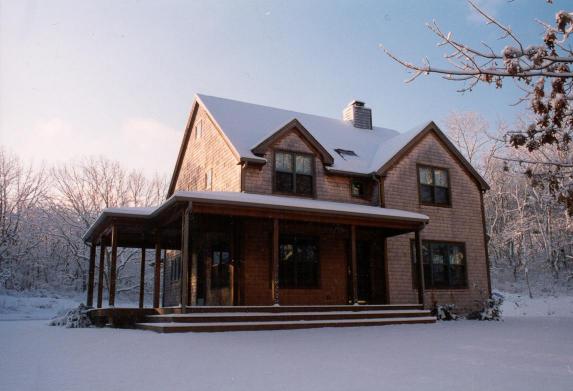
[{"xmin": 83, "ymin": 191, "xmax": 429, "ymax": 245}]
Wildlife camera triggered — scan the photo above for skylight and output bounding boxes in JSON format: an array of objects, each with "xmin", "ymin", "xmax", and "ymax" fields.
[{"xmin": 334, "ymin": 148, "xmax": 358, "ymax": 160}]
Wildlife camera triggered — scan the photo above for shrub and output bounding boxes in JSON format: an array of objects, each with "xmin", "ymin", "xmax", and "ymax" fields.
[
  {"xmin": 49, "ymin": 303, "xmax": 92, "ymax": 328},
  {"xmin": 467, "ymin": 292, "xmax": 504, "ymax": 321},
  {"xmin": 432, "ymin": 304, "xmax": 459, "ymax": 321}
]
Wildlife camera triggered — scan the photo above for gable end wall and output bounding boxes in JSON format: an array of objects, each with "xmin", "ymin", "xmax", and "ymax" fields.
[
  {"xmin": 384, "ymin": 131, "xmax": 489, "ymax": 311},
  {"xmin": 174, "ymin": 105, "xmax": 241, "ymax": 193}
]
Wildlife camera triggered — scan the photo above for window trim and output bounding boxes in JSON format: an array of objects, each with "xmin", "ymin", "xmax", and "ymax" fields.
[
  {"xmin": 278, "ymin": 235, "xmax": 321, "ymax": 289},
  {"xmin": 411, "ymin": 239, "xmax": 468, "ymax": 290},
  {"xmin": 417, "ymin": 164, "xmax": 452, "ymax": 207},
  {"xmin": 272, "ymin": 149, "xmax": 316, "ymax": 198}
]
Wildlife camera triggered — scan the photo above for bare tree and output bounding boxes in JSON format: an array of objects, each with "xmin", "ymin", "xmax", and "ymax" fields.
[
  {"xmin": 0, "ymin": 148, "xmax": 47, "ymax": 288},
  {"xmin": 383, "ymin": 1, "xmax": 573, "ymax": 213}
]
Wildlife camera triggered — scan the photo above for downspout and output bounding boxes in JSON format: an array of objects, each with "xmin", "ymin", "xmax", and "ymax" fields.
[{"xmin": 371, "ymin": 173, "xmax": 385, "ymax": 207}]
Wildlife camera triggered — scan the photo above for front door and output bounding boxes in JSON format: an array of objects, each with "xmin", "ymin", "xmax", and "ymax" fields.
[{"xmin": 356, "ymin": 241, "xmax": 372, "ymax": 303}]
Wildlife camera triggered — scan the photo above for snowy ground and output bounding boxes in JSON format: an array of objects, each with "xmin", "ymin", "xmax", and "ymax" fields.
[{"xmin": 1, "ymin": 293, "xmax": 572, "ymax": 391}]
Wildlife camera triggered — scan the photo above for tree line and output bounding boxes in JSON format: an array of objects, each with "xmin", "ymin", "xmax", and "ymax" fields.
[{"xmin": 0, "ymin": 149, "xmax": 166, "ymax": 300}]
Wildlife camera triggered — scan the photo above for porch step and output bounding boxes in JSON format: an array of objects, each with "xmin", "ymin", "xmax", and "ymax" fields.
[
  {"xmin": 144, "ymin": 309, "xmax": 432, "ymax": 323},
  {"xmin": 135, "ymin": 316, "xmax": 436, "ymax": 333},
  {"xmin": 156, "ymin": 304, "xmax": 424, "ymax": 314}
]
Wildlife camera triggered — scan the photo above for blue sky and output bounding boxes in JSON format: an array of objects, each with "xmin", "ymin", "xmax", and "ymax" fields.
[{"xmin": 0, "ymin": 0, "xmax": 560, "ymax": 176}]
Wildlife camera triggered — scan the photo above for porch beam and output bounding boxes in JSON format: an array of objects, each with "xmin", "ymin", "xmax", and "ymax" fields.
[
  {"xmin": 108, "ymin": 225, "xmax": 118, "ymax": 307},
  {"xmin": 180, "ymin": 205, "xmax": 191, "ymax": 311},
  {"xmin": 86, "ymin": 243, "xmax": 96, "ymax": 307},
  {"xmin": 139, "ymin": 245, "xmax": 146, "ymax": 309},
  {"xmin": 153, "ymin": 237, "xmax": 161, "ymax": 308},
  {"xmin": 97, "ymin": 241, "xmax": 106, "ymax": 308},
  {"xmin": 350, "ymin": 224, "xmax": 358, "ymax": 305},
  {"xmin": 415, "ymin": 228, "xmax": 425, "ymax": 306},
  {"xmin": 272, "ymin": 218, "xmax": 280, "ymax": 305}
]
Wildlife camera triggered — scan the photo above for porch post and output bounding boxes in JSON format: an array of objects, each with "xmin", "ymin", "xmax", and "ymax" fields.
[
  {"xmin": 153, "ymin": 237, "xmax": 161, "ymax": 308},
  {"xmin": 86, "ymin": 243, "xmax": 96, "ymax": 307},
  {"xmin": 189, "ymin": 214, "xmax": 198, "ymax": 306},
  {"xmin": 415, "ymin": 228, "xmax": 425, "ymax": 306},
  {"xmin": 108, "ymin": 225, "xmax": 118, "ymax": 307},
  {"xmin": 97, "ymin": 241, "xmax": 106, "ymax": 308},
  {"xmin": 272, "ymin": 218, "xmax": 280, "ymax": 306},
  {"xmin": 180, "ymin": 205, "xmax": 191, "ymax": 311},
  {"xmin": 139, "ymin": 245, "xmax": 146, "ymax": 309},
  {"xmin": 350, "ymin": 225, "xmax": 358, "ymax": 305}
]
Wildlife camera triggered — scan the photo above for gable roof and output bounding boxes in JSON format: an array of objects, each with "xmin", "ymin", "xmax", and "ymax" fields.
[{"xmin": 168, "ymin": 94, "xmax": 489, "ymax": 195}]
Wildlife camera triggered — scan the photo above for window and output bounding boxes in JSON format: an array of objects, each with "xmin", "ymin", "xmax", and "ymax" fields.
[
  {"xmin": 211, "ymin": 246, "xmax": 230, "ymax": 289},
  {"xmin": 279, "ymin": 236, "xmax": 319, "ymax": 288},
  {"xmin": 194, "ymin": 120, "xmax": 203, "ymax": 140},
  {"xmin": 418, "ymin": 166, "xmax": 450, "ymax": 206},
  {"xmin": 205, "ymin": 168, "xmax": 212, "ymax": 190},
  {"xmin": 170, "ymin": 254, "xmax": 181, "ymax": 282},
  {"xmin": 411, "ymin": 241, "xmax": 467, "ymax": 289},
  {"xmin": 351, "ymin": 179, "xmax": 367, "ymax": 198},
  {"xmin": 274, "ymin": 151, "xmax": 314, "ymax": 196}
]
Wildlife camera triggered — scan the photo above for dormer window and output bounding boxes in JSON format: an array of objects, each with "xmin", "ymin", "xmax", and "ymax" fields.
[{"xmin": 274, "ymin": 151, "xmax": 314, "ymax": 196}]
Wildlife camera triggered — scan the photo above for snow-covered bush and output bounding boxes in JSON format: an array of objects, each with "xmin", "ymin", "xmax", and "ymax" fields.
[
  {"xmin": 432, "ymin": 304, "xmax": 459, "ymax": 321},
  {"xmin": 467, "ymin": 292, "xmax": 504, "ymax": 321},
  {"xmin": 49, "ymin": 304, "xmax": 92, "ymax": 328}
]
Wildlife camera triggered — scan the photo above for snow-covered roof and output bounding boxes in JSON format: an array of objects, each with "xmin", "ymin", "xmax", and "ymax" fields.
[
  {"xmin": 197, "ymin": 94, "xmax": 431, "ymax": 175},
  {"xmin": 83, "ymin": 191, "xmax": 429, "ymax": 242}
]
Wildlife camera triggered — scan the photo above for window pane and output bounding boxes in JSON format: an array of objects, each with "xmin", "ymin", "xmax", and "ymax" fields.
[
  {"xmin": 275, "ymin": 152, "xmax": 293, "ymax": 172},
  {"xmin": 434, "ymin": 169, "xmax": 448, "ymax": 187},
  {"xmin": 213, "ymin": 251, "xmax": 220, "ymax": 266},
  {"xmin": 221, "ymin": 251, "xmax": 230, "ymax": 265},
  {"xmin": 295, "ymin": 155, "xmax": 312, "ymax": 174},
  {"xmin": 279, "ymin": 238, "xmax": 319, "ymax": 288},
  {"xmin": 419, "ymin": 167, "xmax": 433, "ymax": 185},
  {"xmin": 420, "ymin": 184, "xmax": 434, "ymax": 203},
  {"xmin": 295, "ymin": 174, "xmax": 313, "ymax": 195},
  {"xmin": 276, "ymin": 172, "xmax": 294, "ymax": 193},
  {"xmin": 450, "ymin": 246, "xmax": 464, "ymax": 265},
  {"xmin": 351, "ymin": 181, "xmax": 364, "ymax": 197},
  {"xmin": 434, "ymin": 187, "xmax": 449, "ymax": 204}
]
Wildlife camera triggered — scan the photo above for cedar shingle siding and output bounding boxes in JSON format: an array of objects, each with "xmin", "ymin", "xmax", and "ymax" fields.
[{"xmin": 170, "ymin": 100, "xmax": 489, "ymax": 311}]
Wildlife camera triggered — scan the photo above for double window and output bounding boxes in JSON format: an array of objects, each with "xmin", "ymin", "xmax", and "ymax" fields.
[
  {"xmin": 279, "ymin": 236, "xmax": 319, "ymax": 288},
  {"xmin": 418, "ymin": 166, "xmax": 450, "ymax": 206},
  {"xmin": 411, "ymin": 240, "xmax": 467, "ymax": 289},
  {"xmin": 211, "ymin": 246, "xmax": 230, "ymax": 289},
  {"xmin": 274, "ymin": 151, "xmax": 314, "ymax": 196}
]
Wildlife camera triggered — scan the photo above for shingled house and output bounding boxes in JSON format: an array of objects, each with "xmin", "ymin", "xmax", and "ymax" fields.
[{"xmin": 83, "ymin": 94, "xmax": 490, "ymax": 332}]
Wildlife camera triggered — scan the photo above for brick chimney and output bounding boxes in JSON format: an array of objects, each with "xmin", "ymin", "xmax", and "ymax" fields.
[{"xmin": 343, "ymin": 100, "xmax": 372, "ymax": 130}]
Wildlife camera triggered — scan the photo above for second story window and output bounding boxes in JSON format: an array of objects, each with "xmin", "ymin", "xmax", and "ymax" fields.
[
  {"xmin": 194, "ymin": 120, "xmax": 203, "ymax": 140},
  {"xmin": 418, "ymin": 166, "xmax": 450, "ymax": 206},
  {"xmin": 274, "ymin": 151, "xmax": 314, "ymax": 196}
]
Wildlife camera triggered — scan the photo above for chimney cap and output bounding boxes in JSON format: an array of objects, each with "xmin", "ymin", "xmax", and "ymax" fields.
[{"xmin": 348, "ymin": 100, "xmax": 365, "ymax": 107}]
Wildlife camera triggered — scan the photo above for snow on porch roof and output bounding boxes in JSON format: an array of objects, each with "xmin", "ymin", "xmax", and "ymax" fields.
[
  {"xmin": 197, "ymin": 94, "xmax": 434, "ymax": 175},
  {"xmin": 83, "ymin": 191, "xmax": 429, "ymax": 242}
]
